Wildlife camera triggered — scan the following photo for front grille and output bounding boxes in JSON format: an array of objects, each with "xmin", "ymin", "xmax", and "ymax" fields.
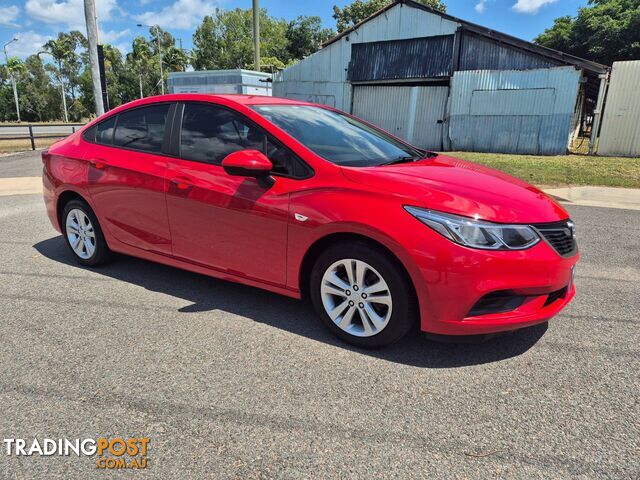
[{"xmin": 532, "ymin": 220, "xmax": 577, "ymax": 256}]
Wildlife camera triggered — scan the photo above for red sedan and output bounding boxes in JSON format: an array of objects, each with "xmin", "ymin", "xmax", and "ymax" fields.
[{"xmin": 42, "ymin": 94, "xmax": 578, "ymax": 348}]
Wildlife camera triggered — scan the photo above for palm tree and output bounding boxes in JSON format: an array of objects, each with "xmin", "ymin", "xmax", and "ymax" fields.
[{"xmin": 126, "ymin": 37, "xmax": 153, "ymax": 98}]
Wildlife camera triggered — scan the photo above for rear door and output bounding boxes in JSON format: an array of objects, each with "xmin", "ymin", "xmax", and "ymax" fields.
[{"xmin": 83, "ymin": 103, "xmax": 174, "ymax": 254}]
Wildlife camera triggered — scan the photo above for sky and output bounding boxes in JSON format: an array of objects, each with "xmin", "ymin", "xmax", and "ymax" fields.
[{"xmin": 1, "ymin": 0, "xmax": 590, "ymax": 61}]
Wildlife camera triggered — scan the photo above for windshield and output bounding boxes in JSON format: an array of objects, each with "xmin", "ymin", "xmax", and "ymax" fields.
[{"xmin": 252, "ymin": 105, "xmax": 426, "ymax": 167}]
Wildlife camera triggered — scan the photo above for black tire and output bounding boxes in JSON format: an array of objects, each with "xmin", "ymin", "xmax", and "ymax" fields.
[
  {"xmin": 61, "ymin": 198, "xmax": 111, "ymax": 267},
  {"xmin": 309, "ymin": 241, "xmax": 417, "ymax": 348}
]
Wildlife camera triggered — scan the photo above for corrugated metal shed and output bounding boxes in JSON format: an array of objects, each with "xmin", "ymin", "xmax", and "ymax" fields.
[
  {"xmin": 348, "ymin": 35, "xmax": 454, "ymax": 81},
  {"xmin": 273, "ymin": 3, "xmax": 458, "ymax": 111},
  {"xmin": 273, "ymin": 1, "xmax": 607, "ymax": 155},
  {"xmin": 458, "ymin": 32, "xmax": 561, "ymax": 71},
  {"xmin": 448, "ymin": 67, "xmax": 581, "ymax": 155},
  {"xmin": 597, "ymin": 61, "xmax": 640, "ymax": 157},
  {"xmin": 168, "ymin": 69, "xmax": 271, "ymax": 95}
]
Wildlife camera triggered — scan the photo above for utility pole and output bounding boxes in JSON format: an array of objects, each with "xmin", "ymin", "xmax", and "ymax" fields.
[
  {"xmin": 3, "ymin": 38, "xmax": 21, "ymax": 122},
  {"xmin": 137, "ymin": 24, "xmax": 164, "ymax": 95},
  {"xmin": 84, "ymin": 0, "xmax": 104, "ymax": 116},
  {"xmin": 252, "ymin": 0, "xmax": 260, "ymax": 72}
]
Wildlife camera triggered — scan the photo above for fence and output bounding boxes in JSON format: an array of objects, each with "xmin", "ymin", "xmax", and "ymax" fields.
[{"xmin": 0, "ymin": 123, "xmax": 85, "ymax": 151}]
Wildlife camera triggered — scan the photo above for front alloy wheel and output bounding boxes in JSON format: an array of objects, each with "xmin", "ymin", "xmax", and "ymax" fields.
[
  {"xmin": 310, "ymin": 242, "xmax": 416, "ymax": 348},
  {"xmin": 320, "ymin": 259, "xmax": 393, "ymax": 337}
]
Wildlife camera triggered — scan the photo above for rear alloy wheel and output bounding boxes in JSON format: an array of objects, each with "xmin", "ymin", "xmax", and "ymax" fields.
[
  {"xmin": 66, "ymin": 208, "xmax": 96, "ymax": 260},
  {"xmin": 310, "ymin": 242, "xmax": 416, "ymax": 348},
  {"xmin": 62, "ymin": 199, "xmax": 110, "ymax": 267}
]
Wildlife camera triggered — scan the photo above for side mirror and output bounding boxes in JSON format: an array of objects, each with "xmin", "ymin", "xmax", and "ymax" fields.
[{"xmin": 222, "ymin": 150, "xmax": 273, "ymax": 179}]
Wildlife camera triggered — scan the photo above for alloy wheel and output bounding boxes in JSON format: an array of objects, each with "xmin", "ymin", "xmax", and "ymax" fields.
[
  {"xmin": 320, "ymin": 258, "xmax": 393, "ymax": 337},
  {"xmin": 65, "ymin": 208, "xmax": 96, "ymax": 260}
]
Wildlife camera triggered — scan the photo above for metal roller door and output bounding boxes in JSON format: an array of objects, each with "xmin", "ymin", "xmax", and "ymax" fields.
[{"xmin": 352, "ymin": 85, "xmax": 448, "ymax": 150}]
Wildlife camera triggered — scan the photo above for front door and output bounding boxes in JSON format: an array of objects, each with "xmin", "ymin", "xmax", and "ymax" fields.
[
  {"xmin": 83, "ymin": 103, "xmax": 173, "ymax": 254},
  {"xmin": 165, "ymin": 102, "xmax": 303, "ymax": 287}
]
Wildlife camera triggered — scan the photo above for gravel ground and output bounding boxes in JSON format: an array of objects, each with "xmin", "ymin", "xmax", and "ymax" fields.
[{"xmin": 0, "ymin": 153, "xmax": 638, "ymax": 479}]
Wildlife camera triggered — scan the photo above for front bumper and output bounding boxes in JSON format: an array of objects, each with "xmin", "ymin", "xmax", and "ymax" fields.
[{"xmin": 405, "ymin": 230, "xmax": 579, "ymax": 335}]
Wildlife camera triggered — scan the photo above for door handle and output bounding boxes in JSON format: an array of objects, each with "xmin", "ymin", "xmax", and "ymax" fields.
[
  {"xmin": 89, "ymin": 158, "xmax": 106, "ymax": 169},
  {"xmin": 170, "ymin": 177, "xmax": 195, "ymax": 191}
]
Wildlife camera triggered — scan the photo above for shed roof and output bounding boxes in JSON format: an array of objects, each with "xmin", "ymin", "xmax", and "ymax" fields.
[{"xmin": 323, "ymin": 0, "xmax": 608, "ymax": 75}]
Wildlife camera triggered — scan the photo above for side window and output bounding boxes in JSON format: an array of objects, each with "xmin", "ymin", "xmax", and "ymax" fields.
[
  {"xmin": 95, "ymin": 116, "xmax": 116, "ymax": 145},
  {"xmin": 113, "ymin": 104, "xmax": 170, "ymax": 153},
  {"xmin": 180, "ymin": 103, "xmax": 306, "ymax": 177},
  {"xmin": 180, "ymin": 103, "xmax": 264, "ymax": 165}
]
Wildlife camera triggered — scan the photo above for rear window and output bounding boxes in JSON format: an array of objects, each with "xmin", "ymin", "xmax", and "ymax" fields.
[{"xmin": 113, "ymin": 104, "xmax": 170, "ymax": 153}]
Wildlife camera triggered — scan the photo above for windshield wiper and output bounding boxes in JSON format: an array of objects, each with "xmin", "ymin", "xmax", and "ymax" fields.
[{"xmin": 381, "ymin": 155, "xmax": 417, "ymax": 166}]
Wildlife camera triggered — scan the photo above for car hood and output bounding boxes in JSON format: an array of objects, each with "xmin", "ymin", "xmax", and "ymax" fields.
[{"xmin": 340, "ymin": 154, "xmax": 568, "ymax": 224}]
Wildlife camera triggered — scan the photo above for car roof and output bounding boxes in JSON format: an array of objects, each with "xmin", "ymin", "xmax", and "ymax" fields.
[
  {"xmin": 122, "ymin": 93, "xmax": 313, "ymax": 108},
  {"xmin": 213, "ymin": 94, "xmax": 311, "ymax": 106},
  {"xmin": 86, "ymin": 94, "xmax": 319, "ymax": 127}
]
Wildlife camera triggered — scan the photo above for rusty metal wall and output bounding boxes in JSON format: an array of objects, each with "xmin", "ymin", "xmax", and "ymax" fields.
[
  {"xmin": 459, "ymin": 32, "xmax": 563, "ymax": 72},
  {"xmin": 348, "ymin": 35, "xmax": 454, "ymax": 82}
]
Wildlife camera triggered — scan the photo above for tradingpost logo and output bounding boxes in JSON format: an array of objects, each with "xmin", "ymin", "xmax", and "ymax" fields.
[{"xmin": 3, "ymin": 437, "xmax": 150, "ymax": 470}]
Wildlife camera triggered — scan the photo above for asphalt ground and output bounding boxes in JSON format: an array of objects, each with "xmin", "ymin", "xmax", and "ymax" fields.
[{"xmin": 0, "ymin": 152, "xmax": 638, "ymax": 479}]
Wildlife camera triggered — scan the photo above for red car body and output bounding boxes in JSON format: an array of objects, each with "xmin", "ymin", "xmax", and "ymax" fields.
[{"xmin": 42, "ymin": 94, "xmax": 578, "ymax": 336}]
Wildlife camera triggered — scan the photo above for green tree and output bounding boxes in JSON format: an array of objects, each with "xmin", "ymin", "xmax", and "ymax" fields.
[
  {"xmin": 139, "ymin": 26, "xmax": 189, "ymax": 93},
  {"xmin": 535, "ymin": 0, "xmax": 640, "ymax": 66},
  {"xmin": 80, "ymin": 43, "xmax": 133, "ymax": 115},
  {"xmin": 42, "ymin": 31, "xmax": 88, "ymax": 121},
  {"xmin": 21, "ymin": 55, "xmax": 60, "ymax": 122},
  {"xmin": 123, "ymin": 37, "xmax": 156, "ymax": 99},
  {"xmin": 163, "ymin": 46, "xmax": 189, "ymax": 73},
  {"xmin": 332, "ymin": 0, "xmax": 446, "ymax": 32},
  {"xmin": 192, "ymin": 8, "xmax": 290, "ymax": 71},
  {"xmin": 286, "ymin": 16, "xmax": 336, "ymax": 59},
  {"xmin": 0, "ymin": 57, "xmax": 26, "ymax": 121}
]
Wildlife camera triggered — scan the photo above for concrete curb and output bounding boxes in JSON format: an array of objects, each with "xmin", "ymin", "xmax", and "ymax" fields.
[
  {"xmin": 543, "ymin": 186, "xmax": 640, "ymax": 211},
  {"xmin": 0, "ymin": 177, "xmax": 42, "ymax": 196}
]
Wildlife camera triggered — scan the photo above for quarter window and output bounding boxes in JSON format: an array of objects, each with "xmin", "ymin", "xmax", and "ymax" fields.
[
  {"xmin": 113, "ymin": 104, "xmax": 170, "ymax": 153},
  {"xmin": 95, "ymin": 115, "xmax": 116, "ymax": 145}
]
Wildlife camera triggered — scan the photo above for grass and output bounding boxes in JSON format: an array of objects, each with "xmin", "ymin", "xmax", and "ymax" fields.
[
  {"xmin": 446, "ymin": 152, "xmax": 640, "ymax": 189},
  {"xmin": 0, "ymin": 137, "xmax": 60, "ymax": 154}
]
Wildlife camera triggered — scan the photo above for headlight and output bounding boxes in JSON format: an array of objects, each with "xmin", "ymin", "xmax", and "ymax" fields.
[{"xmin": 404, "ymin": 206, "xmax": 540, "ymax": 250}]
